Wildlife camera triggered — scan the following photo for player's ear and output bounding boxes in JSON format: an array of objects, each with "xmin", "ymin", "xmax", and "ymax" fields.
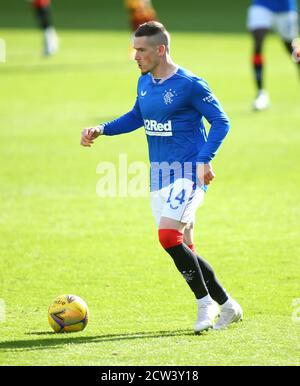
[{"xmin": 157, "ymin": 44, "xmax": 166, "ymax": 56}]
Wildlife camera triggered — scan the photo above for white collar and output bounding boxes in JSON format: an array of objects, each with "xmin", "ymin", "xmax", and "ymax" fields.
[{"xmin": 151, "ymin": 66, "xmax": 179, "ymax": 84}]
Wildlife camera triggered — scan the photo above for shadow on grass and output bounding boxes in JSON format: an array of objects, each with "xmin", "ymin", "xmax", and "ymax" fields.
[{"xmin": 0, "ymin": 329, "xmax": 201, "ymax": 352}]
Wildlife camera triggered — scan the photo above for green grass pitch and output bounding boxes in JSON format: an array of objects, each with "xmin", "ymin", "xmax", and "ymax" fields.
[{"xmin": 0, "ymin": 0, "xmax": 300, "ymax": 366}]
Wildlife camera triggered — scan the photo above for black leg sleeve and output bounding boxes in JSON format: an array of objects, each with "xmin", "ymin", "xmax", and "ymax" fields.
[
  {"xmin": 165, "ymin": 244, "xmax": 209, "ymax": 300},
  {"xmin": 195, "ymin": 255, "xmax": 228, "ymax": 305}
]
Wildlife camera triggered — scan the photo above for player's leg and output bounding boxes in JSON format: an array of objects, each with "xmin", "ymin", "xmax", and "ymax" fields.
[
  {"xmin": 291, "ymin": 38, "xmax": 300, "ymax": 65},
  {"xmin": 159, "ymin": 216, "xmax": 208, "ymax": 302},
  {"xmin": 251, "ymin": 28, "xmax": 270, "ymax": 110},
  {"xmin": 252, "ymin": 29, "xmax": 268, "ymax": 92},
  {"xmin": 184, "ymin": 226, "xmax": 228, "ymax": 305},
  {"xmin": 184, "ymin": 226, "xmax": 243, "ymax": 330},
  {"xmin": 32, "ymin": 0, "xmax": 58, "ymax": 56},
  {"xmin": 33, "ymin": 0, "xmax": 52, "ymax": 29},
  {"xmin": 154, "ymin": 179, "xmax": 219, "ymax": 332},
  {"xmin": 283, "ymin": 39, "xmax": 300, "ymax": 64},
  {"xmin": 276, "ymin": 11, "xmax": 300, "ymax": 75},
  {"xmin": 247, "ymin": 5, "xmax": 272, "ymax": 110},
  {"xmin": 158, "ymin": 216, "xmax": 219, "ymax": 333},
  {"xmin": 282, "ymin": 39, "xmax": 300, "ymax": 75}
]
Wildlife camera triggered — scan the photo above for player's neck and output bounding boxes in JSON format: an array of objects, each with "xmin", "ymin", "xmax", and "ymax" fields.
[{"xmin": 151, "ymin": 57, "xmax": 177, "ymax": 79}]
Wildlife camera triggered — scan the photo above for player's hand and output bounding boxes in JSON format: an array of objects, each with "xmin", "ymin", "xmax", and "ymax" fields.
[
  {"xmin": 197, "ymin": 162, "xmax": 215, "ymax": 186},
  {"xmin": 80, "ymin": 127, "xmax": 101, "ymax": 147}
]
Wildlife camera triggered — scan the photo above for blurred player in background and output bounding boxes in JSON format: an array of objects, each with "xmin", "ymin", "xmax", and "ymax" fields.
[
  {"xmin": 81, "ymin": 22, "xmax": 243, "ymax": 333},
  {"xmin": 247, "ymin": 0, "xmax": 300, "ymax": 110},
  {"xmin": 125, "ymin": 0, "xmax": 158, "ymax": 58},
  {"xmin": 30, "ymin": 0, "xmax": 58, "ymax": 56},
  {"xmin": 125, "ymin": 0, "xmax": 158, "ymax": 31}
]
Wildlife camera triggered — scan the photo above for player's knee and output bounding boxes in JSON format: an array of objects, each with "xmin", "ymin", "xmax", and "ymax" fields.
[{"xmin": 158, "ymin": 229, "xmax": 183, "ymax": 249}]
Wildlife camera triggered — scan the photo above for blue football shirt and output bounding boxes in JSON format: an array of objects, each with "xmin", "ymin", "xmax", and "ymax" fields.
[{"xmin": 102, "ymin": 67, "xmax": 230, "ymax": 191}]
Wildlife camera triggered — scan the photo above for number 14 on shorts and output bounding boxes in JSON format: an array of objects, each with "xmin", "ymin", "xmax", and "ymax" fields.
[{"xmin": 167, "ymin": 188, "xmax": 186, "ymax": 210}]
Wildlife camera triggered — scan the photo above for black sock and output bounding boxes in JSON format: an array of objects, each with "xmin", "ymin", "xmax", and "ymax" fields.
[
  {"xmin": 253, "ymin": 53, "xmax": 264, "ymax": 90},
  {"xmin": 254, "ymin": 63, "xmax": 263, "ymax": 90},
  {"xmin": 35, "ymin": 7, "xmax": 53, "ymax": 29},
  {"xmin": 165, "ymin": 244, "xmax": 209, "ymax": 299},
  {"xmin": 195, "ymin": 255, "xmax": 228, "ymax": 305}
]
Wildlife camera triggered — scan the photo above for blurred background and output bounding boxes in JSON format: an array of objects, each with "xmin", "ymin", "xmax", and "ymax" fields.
[{"xmin": 1, "ymin": 0, "xmax": 249, "ymax": 31}]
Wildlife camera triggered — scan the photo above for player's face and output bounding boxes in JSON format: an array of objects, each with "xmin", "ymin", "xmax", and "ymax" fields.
[{"xmin": 133, "ymin": 36, "xmax": 160, "ymax": 75}]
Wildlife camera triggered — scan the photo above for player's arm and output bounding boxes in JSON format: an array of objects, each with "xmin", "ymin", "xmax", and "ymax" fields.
[
  {"xmin": 81, "ymin": 98, "xmax": 143, "ymax": 147},
  {"xmin": 191, "ymin": 79, "xmax": 230, "ymax": 185}
]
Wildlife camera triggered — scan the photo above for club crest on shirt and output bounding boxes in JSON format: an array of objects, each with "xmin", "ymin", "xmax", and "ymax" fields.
[{"xmin": 163, "ymin": 89, "xmax": 177, "ymax": 105}]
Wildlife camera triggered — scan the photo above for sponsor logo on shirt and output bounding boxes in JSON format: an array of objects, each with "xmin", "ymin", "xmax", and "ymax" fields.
[
  {"xmin": 141, "ymin": 90, "xmax": 147, "ymax": 97},
  {"xmin": 202, "ymin": 95, "xmax": 215, "ymax": 103},
  {"xmin": 144, "ymin": 119, "xmax": 173, "ymax": 136}
]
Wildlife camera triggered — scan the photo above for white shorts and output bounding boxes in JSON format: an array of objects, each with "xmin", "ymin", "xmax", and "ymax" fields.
[
  {"xmin": 247, "ymin": 5, "xmax": 299, "ymax": 41},
  {"xmin": 150, "ymin": 178, "xmax": 205, "ymax": 227}
]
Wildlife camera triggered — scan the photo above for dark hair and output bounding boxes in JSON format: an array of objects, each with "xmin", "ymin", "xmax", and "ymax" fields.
[
  {"xmin": 134, "ymin": 21, "xmax": 167, "ymax": 38},
  {"xmin": 134, "ymin": 21, "xmax": 170, "ymax": 51}
]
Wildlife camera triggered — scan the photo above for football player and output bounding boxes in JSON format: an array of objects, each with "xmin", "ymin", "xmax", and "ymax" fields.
[
  {"xmin": 30, "ymin": 0, "xmax": 58, "ymax": 56},
  {"xmin": 247, "ymin": 0, "xmax": 300, "ymax": 110},
  {"xmin": 81, "ymin": 22, "xmax": 243, "ymax": 333}
]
